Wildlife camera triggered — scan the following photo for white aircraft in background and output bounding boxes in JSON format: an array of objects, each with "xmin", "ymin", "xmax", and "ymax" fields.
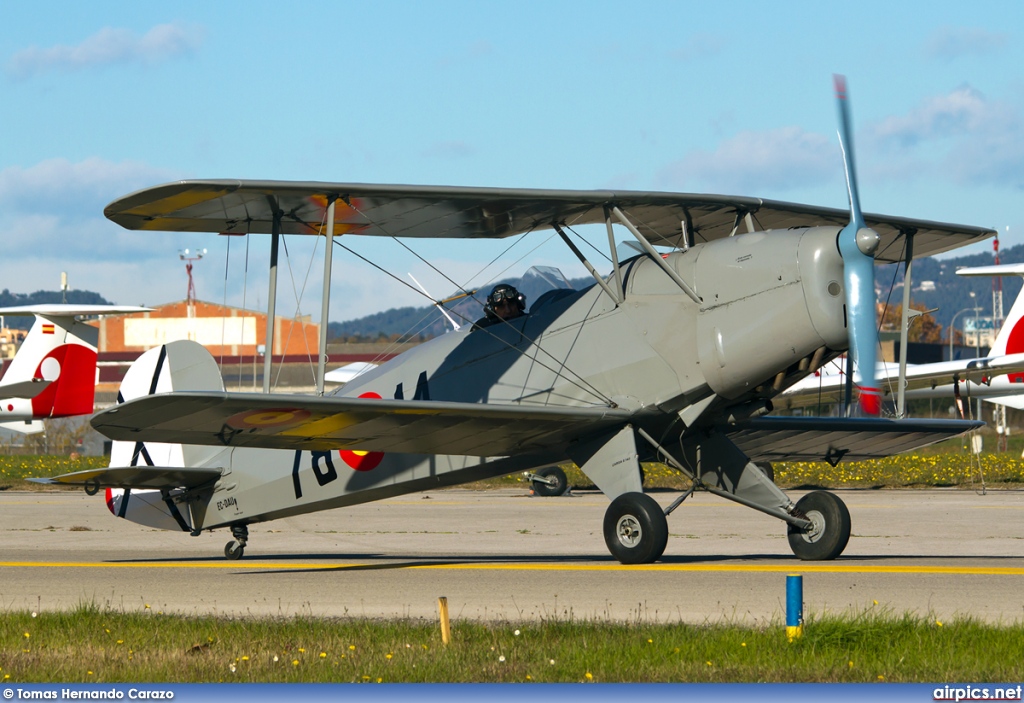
[
  {"xmin": 776, "ymin": 263, "xmax": 1024, "ymax": 412},
  {"xmin": 0, "ymin": 304, "xmax": 150, "ymax": 433}
]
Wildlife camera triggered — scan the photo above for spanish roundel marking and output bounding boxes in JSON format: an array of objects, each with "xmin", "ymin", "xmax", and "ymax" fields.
[
  {"xmin": 339, "ymin": 392, "xmax": 384, "ymax": 471},
  {"xmin": 227, "ymin": 407, "xmax": 312, "ymax": 430},
  {"xmin": 1006, "ymin": 317, "xmax": 1024, "ymax": 383}
]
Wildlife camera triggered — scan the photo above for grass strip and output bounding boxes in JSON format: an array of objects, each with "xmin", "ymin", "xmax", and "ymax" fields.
[{"xmin": 2, "ymin": 604, "xmax": 1023, "ymax": 683}]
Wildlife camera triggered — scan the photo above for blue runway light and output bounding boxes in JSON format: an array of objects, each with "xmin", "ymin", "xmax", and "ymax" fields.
[{"xmin": 786, "ymin": 574, "xmax": 803, "ymax": 641}]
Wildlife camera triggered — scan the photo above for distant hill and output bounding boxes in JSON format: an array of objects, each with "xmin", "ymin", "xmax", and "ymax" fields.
[
  {"xmin": 329, "ymin": 272, "xmax": 594, "ymax": 340},
  {"xmin": 330, "ymin": 243, "xmax": 1023, "ymax": 342},
  {"xmin": 877, "ymin": 241, "xmax": 1024, "ymax": 332},
  {"xmin": 0, "ymin": 289, "xmax": 113, "ymax": 330}
]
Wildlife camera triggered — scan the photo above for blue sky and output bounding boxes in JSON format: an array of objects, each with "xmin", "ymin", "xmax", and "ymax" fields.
[{"xmin": 2, "ymin": 1, "xmax": 1022, "ymax": 321}]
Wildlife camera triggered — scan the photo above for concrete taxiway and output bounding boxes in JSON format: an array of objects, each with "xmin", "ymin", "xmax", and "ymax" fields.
[{"xmin": 1, "ymin": 488, "xmax": 1022, "ymax": 623}]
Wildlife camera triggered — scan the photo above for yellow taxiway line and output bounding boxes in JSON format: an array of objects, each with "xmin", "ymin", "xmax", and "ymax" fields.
[{"xmin": 1, "ymin": 561, "xmax": 1022, "ymax": 575}]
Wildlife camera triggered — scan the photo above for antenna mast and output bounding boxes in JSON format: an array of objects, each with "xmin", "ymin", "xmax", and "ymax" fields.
[
  {"xmin": 993, "ymin": 232, "xmax": 1004, "ymax": 326},
  {"xmin": 179, "ymin": 248, "xmax": 206, "ymax": 340}
]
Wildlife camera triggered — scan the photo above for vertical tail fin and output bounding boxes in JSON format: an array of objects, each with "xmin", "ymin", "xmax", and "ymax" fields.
[
  {"xmin": 109, "ymin": 339, "xmax": 225, "ymax": 469},
  {"xmin": 0, "ymin": 314, "xmax": 99, "ymax": 418},
  {"xmin": 0, "ymin": 305, "xmax": 151, "ymax": 428},
  {"xmin": 106, "ymin": 340, "xmax": 225, "ymax": 532},
  {"xmin": 955, "ymin": 265, "xmax": 1024, "ymax": 361}
]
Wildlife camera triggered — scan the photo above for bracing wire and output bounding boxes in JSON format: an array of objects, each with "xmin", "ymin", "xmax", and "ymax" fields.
[
  {"xmin": 239, "ymin": 234, "xmax": 251, "ymax": 390},
  {"xmin": 331, "ymin": 237, "xmax": 615, "ymax": 406},
  {"xmin": 273, "ymin": 233, "xmax": 320, "ymax": 389},
  {"xmin": 219, "ymin": 236, "xmax": 231, "ymax": 369},
  {"xmin": 878, "ymin": 237, "xmax": 910, "ymax": 408}
]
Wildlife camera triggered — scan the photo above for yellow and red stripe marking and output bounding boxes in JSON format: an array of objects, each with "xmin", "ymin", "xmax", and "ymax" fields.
[{"xmin": 227, "ymin": 407, "xmax": 312, "ymax": 430}]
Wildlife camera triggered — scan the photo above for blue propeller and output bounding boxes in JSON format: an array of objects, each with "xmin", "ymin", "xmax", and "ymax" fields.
[{"xmin": 834, "ymin": 75, "xmax": 881, "ymax": 415}]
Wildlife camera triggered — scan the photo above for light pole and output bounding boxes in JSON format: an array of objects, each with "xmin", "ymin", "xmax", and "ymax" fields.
[
  {"xmin": 179, "ymin": 248, "xmax": 207, "ymax": 340},
  {"xmin": 948, "ymin": 291, "xmax": 979, "ymax": 361}
]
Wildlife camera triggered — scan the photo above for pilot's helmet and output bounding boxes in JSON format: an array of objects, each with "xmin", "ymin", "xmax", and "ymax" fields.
[{"xmin": 484, "ymin": 283, "xmax": 526, "ymax": 321}]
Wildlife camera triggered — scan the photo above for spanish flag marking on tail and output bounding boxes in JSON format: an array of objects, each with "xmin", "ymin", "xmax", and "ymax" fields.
[{"xmin": 41, "ymin": 324, "xmax": 55, "ymax": 334}]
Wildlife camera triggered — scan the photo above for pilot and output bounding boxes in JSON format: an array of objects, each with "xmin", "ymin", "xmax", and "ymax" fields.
[{"xmin": 473, "ymin": 283, "xmax": 526, "ymax": 330}]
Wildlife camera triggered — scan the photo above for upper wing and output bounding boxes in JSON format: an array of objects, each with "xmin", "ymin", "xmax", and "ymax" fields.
[
  {"xmin": 90, "ymin": 391, "xmax": 634, "ymax": 456},
  {"xmin": 774, "ymin": 353, "xmax": 1024, "ymax": 409},
  {"xmin": 726, "ymin": 416, "xmax": 982, "ymax": 463},
  {"xmin": 103, "ymin": 180, "xmax": 994, "ymax": 263}
]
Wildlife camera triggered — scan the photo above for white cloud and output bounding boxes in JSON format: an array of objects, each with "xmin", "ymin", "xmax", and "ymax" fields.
[
  {"xmin": 436, "ymin": 40, "xmax": 493, "ymax": 68},
  {"xmin": 862, "ymin": 86, "xmax": 1024, "ymax": 190},
  {"xmin": 0, "ymin": 157, "xmax": 177, "ymax": 216},
  {"xmin": 0, "ymin": 157, "xmax": 182, "ymax": 265},
  {"xmin": 420, "ymin": 141, "xmax": 476, "ymax": 160},
  {"xmin": 657, "ymin": 126, "xmax": 836, "ymax": 194},
  {"xmin": 925, "ymin": 26, "xmax": 1008, "ymax": 61},
  {"xmin": 6, "ymin": 22, "xmax": 203, "ymax": 79},
  {"xmin": 866, "ymin": 85, "xmax": 1001, "ymax": 148},
  {"xmin": 669, "ymin": 33, "xmax": 725, "ymax": 61}
]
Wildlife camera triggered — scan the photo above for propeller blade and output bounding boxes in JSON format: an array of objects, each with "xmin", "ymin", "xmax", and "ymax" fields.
[{"xmin": 834, "ymin": 75, "xmax": 881, "ymax": 415}]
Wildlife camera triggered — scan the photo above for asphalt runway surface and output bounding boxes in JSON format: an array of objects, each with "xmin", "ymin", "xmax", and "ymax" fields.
[{"xmin": 2, "ymin": 487, "xmax": 1023, "ymax": 623}]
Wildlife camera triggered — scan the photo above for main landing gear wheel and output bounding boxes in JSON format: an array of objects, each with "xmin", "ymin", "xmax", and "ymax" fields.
[
  {"xmin": 787, "ymin": 491, "xmax": 851, "ymax": 561},
  {"xmin": 603, "ymin": 492, "xmax": 668, "ymax": 564},
  {"xmin": 531, "ymin": 466, "xmax": 568, "ymax": 497},
  {"xmin": 224, "ymin": 524, "xmax": 249, "ymax": 560},
  {"xmin": 754, "ymin": 461, "xmax": 774, "ymax": 483}
]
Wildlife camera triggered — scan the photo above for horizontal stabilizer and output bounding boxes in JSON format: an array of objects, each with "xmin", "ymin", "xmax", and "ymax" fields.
[
  {"xmin": 984, "ymin": 396, "xmax": 1024, "ymax": 411},
  {"xmin": 28, "ymin": 465, "xmax": 222, "ymax": 490},
  {"xmin": 777, "ymin": 352, "xmax": 1024, "ymax": 409},
  {"xmin": 0, "ymin": 304, "xmax": 152, "ymax": 317},
  {"xmin": 955, "ymin": 264, "xmax": 1024, "ymax": 277},
  {"xmin": 725, "ymin": 416, "xmax": 983, "ymax": 464},
  {"xmin": 0, "ymin": 378, "xmax": 53, "ymax": 399},
  {"xmin": 0, "ymin": 419, "xmax": 44, "ymax": 434}
]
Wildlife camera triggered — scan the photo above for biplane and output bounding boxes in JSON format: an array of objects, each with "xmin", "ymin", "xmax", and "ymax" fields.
[
  {"xmin": 0, "ymin": 304, "xmax": 149, "ymax": 433},
  {"xmin": 37, "ymin": 78, "xmax": 990, "ymax": 563}
]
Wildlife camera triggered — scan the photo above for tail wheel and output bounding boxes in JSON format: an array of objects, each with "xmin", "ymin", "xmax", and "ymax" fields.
[
  {"xmin": 603, "ymin": 492, "xmax": 668, "ymax": 564},
  {"xmin": 224, "ymin": 541, "xmax": 245, "ymax": 560},
  {"xmin": 532, "ymin": 466, "xmax": 568, "ymax": 497},
  {"xmin": 787, "ymin": 491, "xmax": 851, "ymax": 561}
]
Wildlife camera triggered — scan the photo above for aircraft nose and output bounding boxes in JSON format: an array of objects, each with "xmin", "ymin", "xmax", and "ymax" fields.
[{"xmin": 798, "ymin": 227, "xmax": 849, "ymax": 351}]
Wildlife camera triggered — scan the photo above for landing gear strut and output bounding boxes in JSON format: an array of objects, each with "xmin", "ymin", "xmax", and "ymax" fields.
[
  {"xmin": 527, "ymin": 466, "xmax": 569, "ymax": 496},
  {"xmin": 224, "ymin": 524, "xmax": 248, "ymax": 560}
]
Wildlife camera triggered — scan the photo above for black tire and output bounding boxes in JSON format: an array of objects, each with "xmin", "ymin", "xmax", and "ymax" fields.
[
  {"xmin": 787, "ymin": 491, "xmax": 851, "ymax": 561},
  {"xmin": 224, "ymin": 541, "xmax": 244, "ymax": 560},
  {"xmin": 603, "ymin": 492, "xmax": 669, "ymax": 564},
  {"xmin": 532, "ymin": 466, "xmax": 568, "ymax": 497},
  {"xmin": 754, "ymin": 461, "xmax": 775, "ymax": 483}
]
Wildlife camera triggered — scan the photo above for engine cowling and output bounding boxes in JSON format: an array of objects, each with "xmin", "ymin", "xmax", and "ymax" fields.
[{"xmin": 692, "ymin": 226, "xmax": 847, "ymax": 399}]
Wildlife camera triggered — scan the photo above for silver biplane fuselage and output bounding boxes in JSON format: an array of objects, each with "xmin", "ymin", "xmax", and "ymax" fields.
[{"xmin": 170, "ymin": 226, "xmax": 846, "ymax": 533}]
